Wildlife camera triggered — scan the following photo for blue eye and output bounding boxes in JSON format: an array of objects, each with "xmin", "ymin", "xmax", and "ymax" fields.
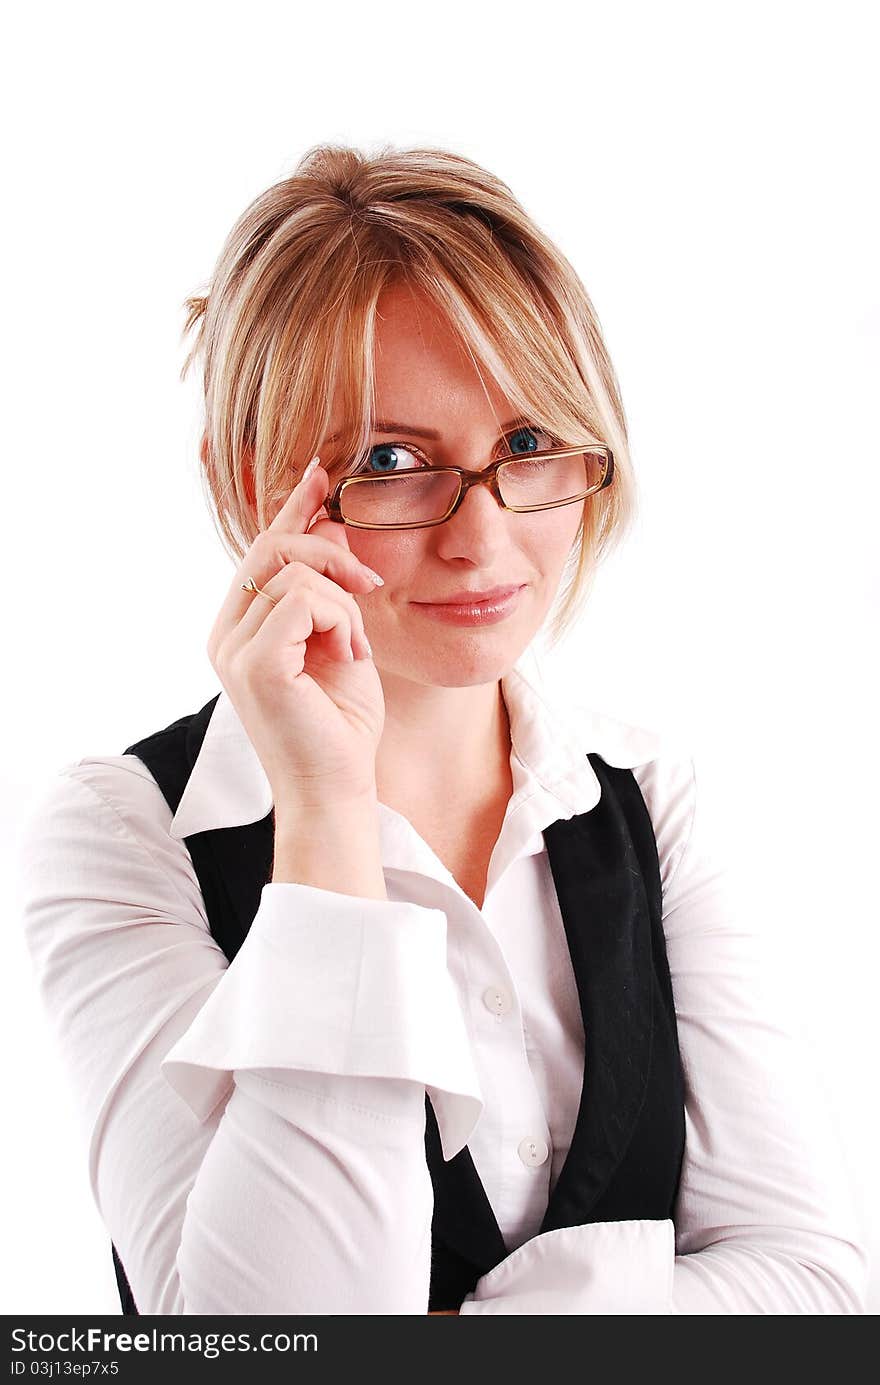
[
  {"xmin": 363, "ymin": 443, "xmax": 422, "ymax": 474},
  {"xmin": 505, "ymin": 425, "xmax": 557, "ymax": 455},
  {"xmin": 357, "ymin": 424, "xmax": 557, "ymax": 475}
]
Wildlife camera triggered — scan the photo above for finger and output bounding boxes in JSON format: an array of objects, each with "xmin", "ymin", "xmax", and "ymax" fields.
[
  {"xmin": 244, "ymin": 585, "xmax": 359, "ymax": 668},
  {"xmin": 306, "ymin": 500, "xmax": 335, "ymax": 535},
  {"xmin": 223, "ymin": 561, "xmax": 372, "ymax": 664},
  {"xmin": 305, "ymin": 490, "xmax": 354, "ymax": 554},
  {"xmin": 253, "ymin": 532, "xmax": 381, "ymax": 593},
  {"xmin": 307, "ymin": 505, "xmax": 353, "ymax": 551},
  {"xmin": 209, "ymin": 535, "xmax": 381, "ymax": 665},
  {"xmin": 266, "ymin": 455, "xmax": 330, "ymax": 539},
  {"xmin": 291, "ymin": 563, "xmax": 374, "ymax": 659}
]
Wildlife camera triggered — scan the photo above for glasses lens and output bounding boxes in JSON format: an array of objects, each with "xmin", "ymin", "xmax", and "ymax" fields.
[
  {"xmin": 340, "ymin": 470, "xmax": 461, "ymax": 526},
  {"xmin": 498, "ymin": 450, "xmax": 606, "ymax": 508},
  {"xmin": 338, "ymin": 451, "xmax": 607, "ymax": 527}
]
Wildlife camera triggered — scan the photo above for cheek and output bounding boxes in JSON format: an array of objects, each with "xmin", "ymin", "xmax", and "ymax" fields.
[
  {"xmin": 345, "ymin": 531, "xmax": 425, "ymax": 586},
  {"xmin": 525, "ymin": 506, "xmax": 584, "ymax": 572}
]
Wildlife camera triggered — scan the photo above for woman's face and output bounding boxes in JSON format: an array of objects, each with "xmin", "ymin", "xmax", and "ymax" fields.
[{"xmin": 324, "ymin": 283, "xmax": 585, "ymax": 688}]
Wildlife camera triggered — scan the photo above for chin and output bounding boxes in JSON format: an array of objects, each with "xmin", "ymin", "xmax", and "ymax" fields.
[{"xmin": 395, "ymin": 629, "xmax": 535, "ymax": 687}]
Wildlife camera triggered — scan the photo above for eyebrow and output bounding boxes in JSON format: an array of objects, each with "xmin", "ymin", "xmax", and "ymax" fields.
[{"xmin": 324, "ymin": 416, "xmax": 528, "ymax": 446}]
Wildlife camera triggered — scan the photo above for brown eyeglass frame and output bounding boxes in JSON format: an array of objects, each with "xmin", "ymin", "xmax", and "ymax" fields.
[{"xmin": 323, "ymin": 444, "xmax": 615, "ymax": 530}]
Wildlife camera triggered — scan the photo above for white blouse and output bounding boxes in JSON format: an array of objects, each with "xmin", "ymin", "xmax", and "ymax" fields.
[{"xmin": 15, "ymin": 654, "xmax": 867, "ymax": 1314}]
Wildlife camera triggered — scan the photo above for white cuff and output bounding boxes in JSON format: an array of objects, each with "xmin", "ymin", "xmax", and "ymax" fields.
[
  {"xmin": 458, "ymin": 1219, "xmax": 675, "ymax": 1314},
  {"xmin": 161, "ymin": 881, "xmax": 484, "ymax": 1160}
]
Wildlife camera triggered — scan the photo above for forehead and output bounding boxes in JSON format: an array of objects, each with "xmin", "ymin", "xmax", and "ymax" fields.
[{"xmin": 371, "ymin": 282, "xmax": 512, "ymax": 419}]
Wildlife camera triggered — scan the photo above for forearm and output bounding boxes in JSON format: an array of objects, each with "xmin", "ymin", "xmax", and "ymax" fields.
[
  {"xmin": 177, "ymin": 1068, "xmax": 434, "ymax": 1314},
  {"xmin": 20, "ymin": 763, "xmax": 484, "ymax": 1316},
  {"xmin": 272, "ymin": 795, "xmax": 387, "ymax": 900}
]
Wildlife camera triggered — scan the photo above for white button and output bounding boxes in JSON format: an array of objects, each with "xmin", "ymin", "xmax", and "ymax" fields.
[
  {"xmin": 482, "ymin": 985, "xmax": 512, "ymax": 1017},
  {"xmin": 518, "ymin": 1136, "xmax": 550, "ymax": 1168}
]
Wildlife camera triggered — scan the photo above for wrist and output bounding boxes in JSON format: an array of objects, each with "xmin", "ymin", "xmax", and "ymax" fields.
[
  {"xmin": 271, "ymin": 795, "xmax": 386, "ymax": 900},
  {"xmin": 273, "ymin": 789, "xmax": 380, "ymax": 831}
]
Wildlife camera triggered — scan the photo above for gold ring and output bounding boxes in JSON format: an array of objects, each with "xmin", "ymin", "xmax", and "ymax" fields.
[{"xmin": 241, "ymin": 576, "xmax": 278, "ymax": 603}]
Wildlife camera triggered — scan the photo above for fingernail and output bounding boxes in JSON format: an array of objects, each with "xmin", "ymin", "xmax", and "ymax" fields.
[
  {"xmin": 302, "ymin": 455, "xmax": 321, "ymax": 483},
  {"xmin": 363, "ymin": 638, "xmax": 373, "ymax": 658},
  {"xmin": 363, "ymin": 567, "xmax": 384, "ymax": 586}
]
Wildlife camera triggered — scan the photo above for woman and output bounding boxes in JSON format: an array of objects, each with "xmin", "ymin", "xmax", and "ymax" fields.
[{"xmin": 18, "ymin": 143, "xmax": 866, "ymax": 1314}]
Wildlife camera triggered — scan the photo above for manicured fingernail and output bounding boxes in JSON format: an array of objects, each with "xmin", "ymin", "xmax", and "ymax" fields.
[
  {"xmin": 302, "ymin": 455, "xmax": 320, "ymax": 483},
  {"xmin": 363, "ymin": 566, "xmax": 384, "ymax": 586}
]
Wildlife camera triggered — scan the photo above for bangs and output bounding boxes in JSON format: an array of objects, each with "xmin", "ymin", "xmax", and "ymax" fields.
[
  {"xmin": 307, "ymin": 249, "xmax": 610, "ymax": 489},
  {"xmin": 183, "ymin": 142, "xmax": 638, "ymax": 645}
]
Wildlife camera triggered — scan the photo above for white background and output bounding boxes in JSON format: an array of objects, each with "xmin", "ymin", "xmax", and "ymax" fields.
[{"xmin": 2, "ymin": 0, "xmax": 877, "ymax": 1314}]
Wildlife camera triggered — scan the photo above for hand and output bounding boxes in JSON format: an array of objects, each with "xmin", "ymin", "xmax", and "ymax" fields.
[{"xmin": 206, "ymin": 458, "xmax": 386, "ymax": 809}]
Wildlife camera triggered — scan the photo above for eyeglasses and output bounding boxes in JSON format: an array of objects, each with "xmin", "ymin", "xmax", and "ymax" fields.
[{"xmin": 324, "ymin": 444, "xmax": 614, "ymax": 530}]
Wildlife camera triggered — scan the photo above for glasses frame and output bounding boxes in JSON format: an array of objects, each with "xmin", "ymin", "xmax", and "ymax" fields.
[{"xmin": 324, "ymin": 444, "xmax": 615, "ymax": 530}]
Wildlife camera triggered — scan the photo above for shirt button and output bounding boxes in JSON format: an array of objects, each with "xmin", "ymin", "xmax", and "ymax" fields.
[
  {"xmin": 518, "ymin": 1136, "xmax": 550, "ymax": 1168},
  {"xmin": 482, "ymin": 985, "xmax": 512, "ymax": 1017}
]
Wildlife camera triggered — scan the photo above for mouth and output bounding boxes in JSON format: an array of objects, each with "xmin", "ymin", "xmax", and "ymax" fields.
[
  {"xmin": 413, "ymin": 584, "xmax": 525, "ymax": 606},
  {"xmin": 411, "ymin": 583, "xmax": 527, "ymax": 625}
]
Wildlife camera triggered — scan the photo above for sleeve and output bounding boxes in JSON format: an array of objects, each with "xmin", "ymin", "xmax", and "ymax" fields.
[
  {"xmin": 458, "ymin": 751, "xmax": 869, "ymax": 1315},
  {"xmin": 16, "ymin": 761, "xmax": 483, "ymax": 1315}
]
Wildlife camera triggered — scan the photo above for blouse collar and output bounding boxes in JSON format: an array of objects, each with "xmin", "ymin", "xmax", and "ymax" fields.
[{"xmin": 168, "ymin": 647, "xmax": 668, "ymax": 842}]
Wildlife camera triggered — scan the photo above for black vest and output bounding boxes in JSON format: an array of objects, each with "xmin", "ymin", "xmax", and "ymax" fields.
[{"xmin": 111, "ymin": 692, "xmax": 685, "ymax": 1314}]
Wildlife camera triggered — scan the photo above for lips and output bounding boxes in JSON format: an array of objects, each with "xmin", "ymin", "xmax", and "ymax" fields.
[{"xmin": 415, "ymin": 584, "xmax": 524, "ymax": 605}]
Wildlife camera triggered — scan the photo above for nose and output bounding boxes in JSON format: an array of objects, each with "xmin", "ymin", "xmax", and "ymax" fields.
[
  {"xmin": 431, "ymin": 472, "xmax": 510, "ymax": 559},
  {"xmin": 448, "ymin": 473, "xmax": 507, "ymax": 522}
]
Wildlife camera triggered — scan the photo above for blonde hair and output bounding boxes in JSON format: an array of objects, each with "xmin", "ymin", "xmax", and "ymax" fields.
[{"xmin": 181, "ymin": 142, "xmax": 637, "ymax": 647}]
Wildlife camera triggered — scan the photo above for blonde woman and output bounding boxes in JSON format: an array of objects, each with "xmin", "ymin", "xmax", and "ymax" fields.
[{"xmin": 18, "ymin": 144, "xmax": 866, "ymax": 1315}]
